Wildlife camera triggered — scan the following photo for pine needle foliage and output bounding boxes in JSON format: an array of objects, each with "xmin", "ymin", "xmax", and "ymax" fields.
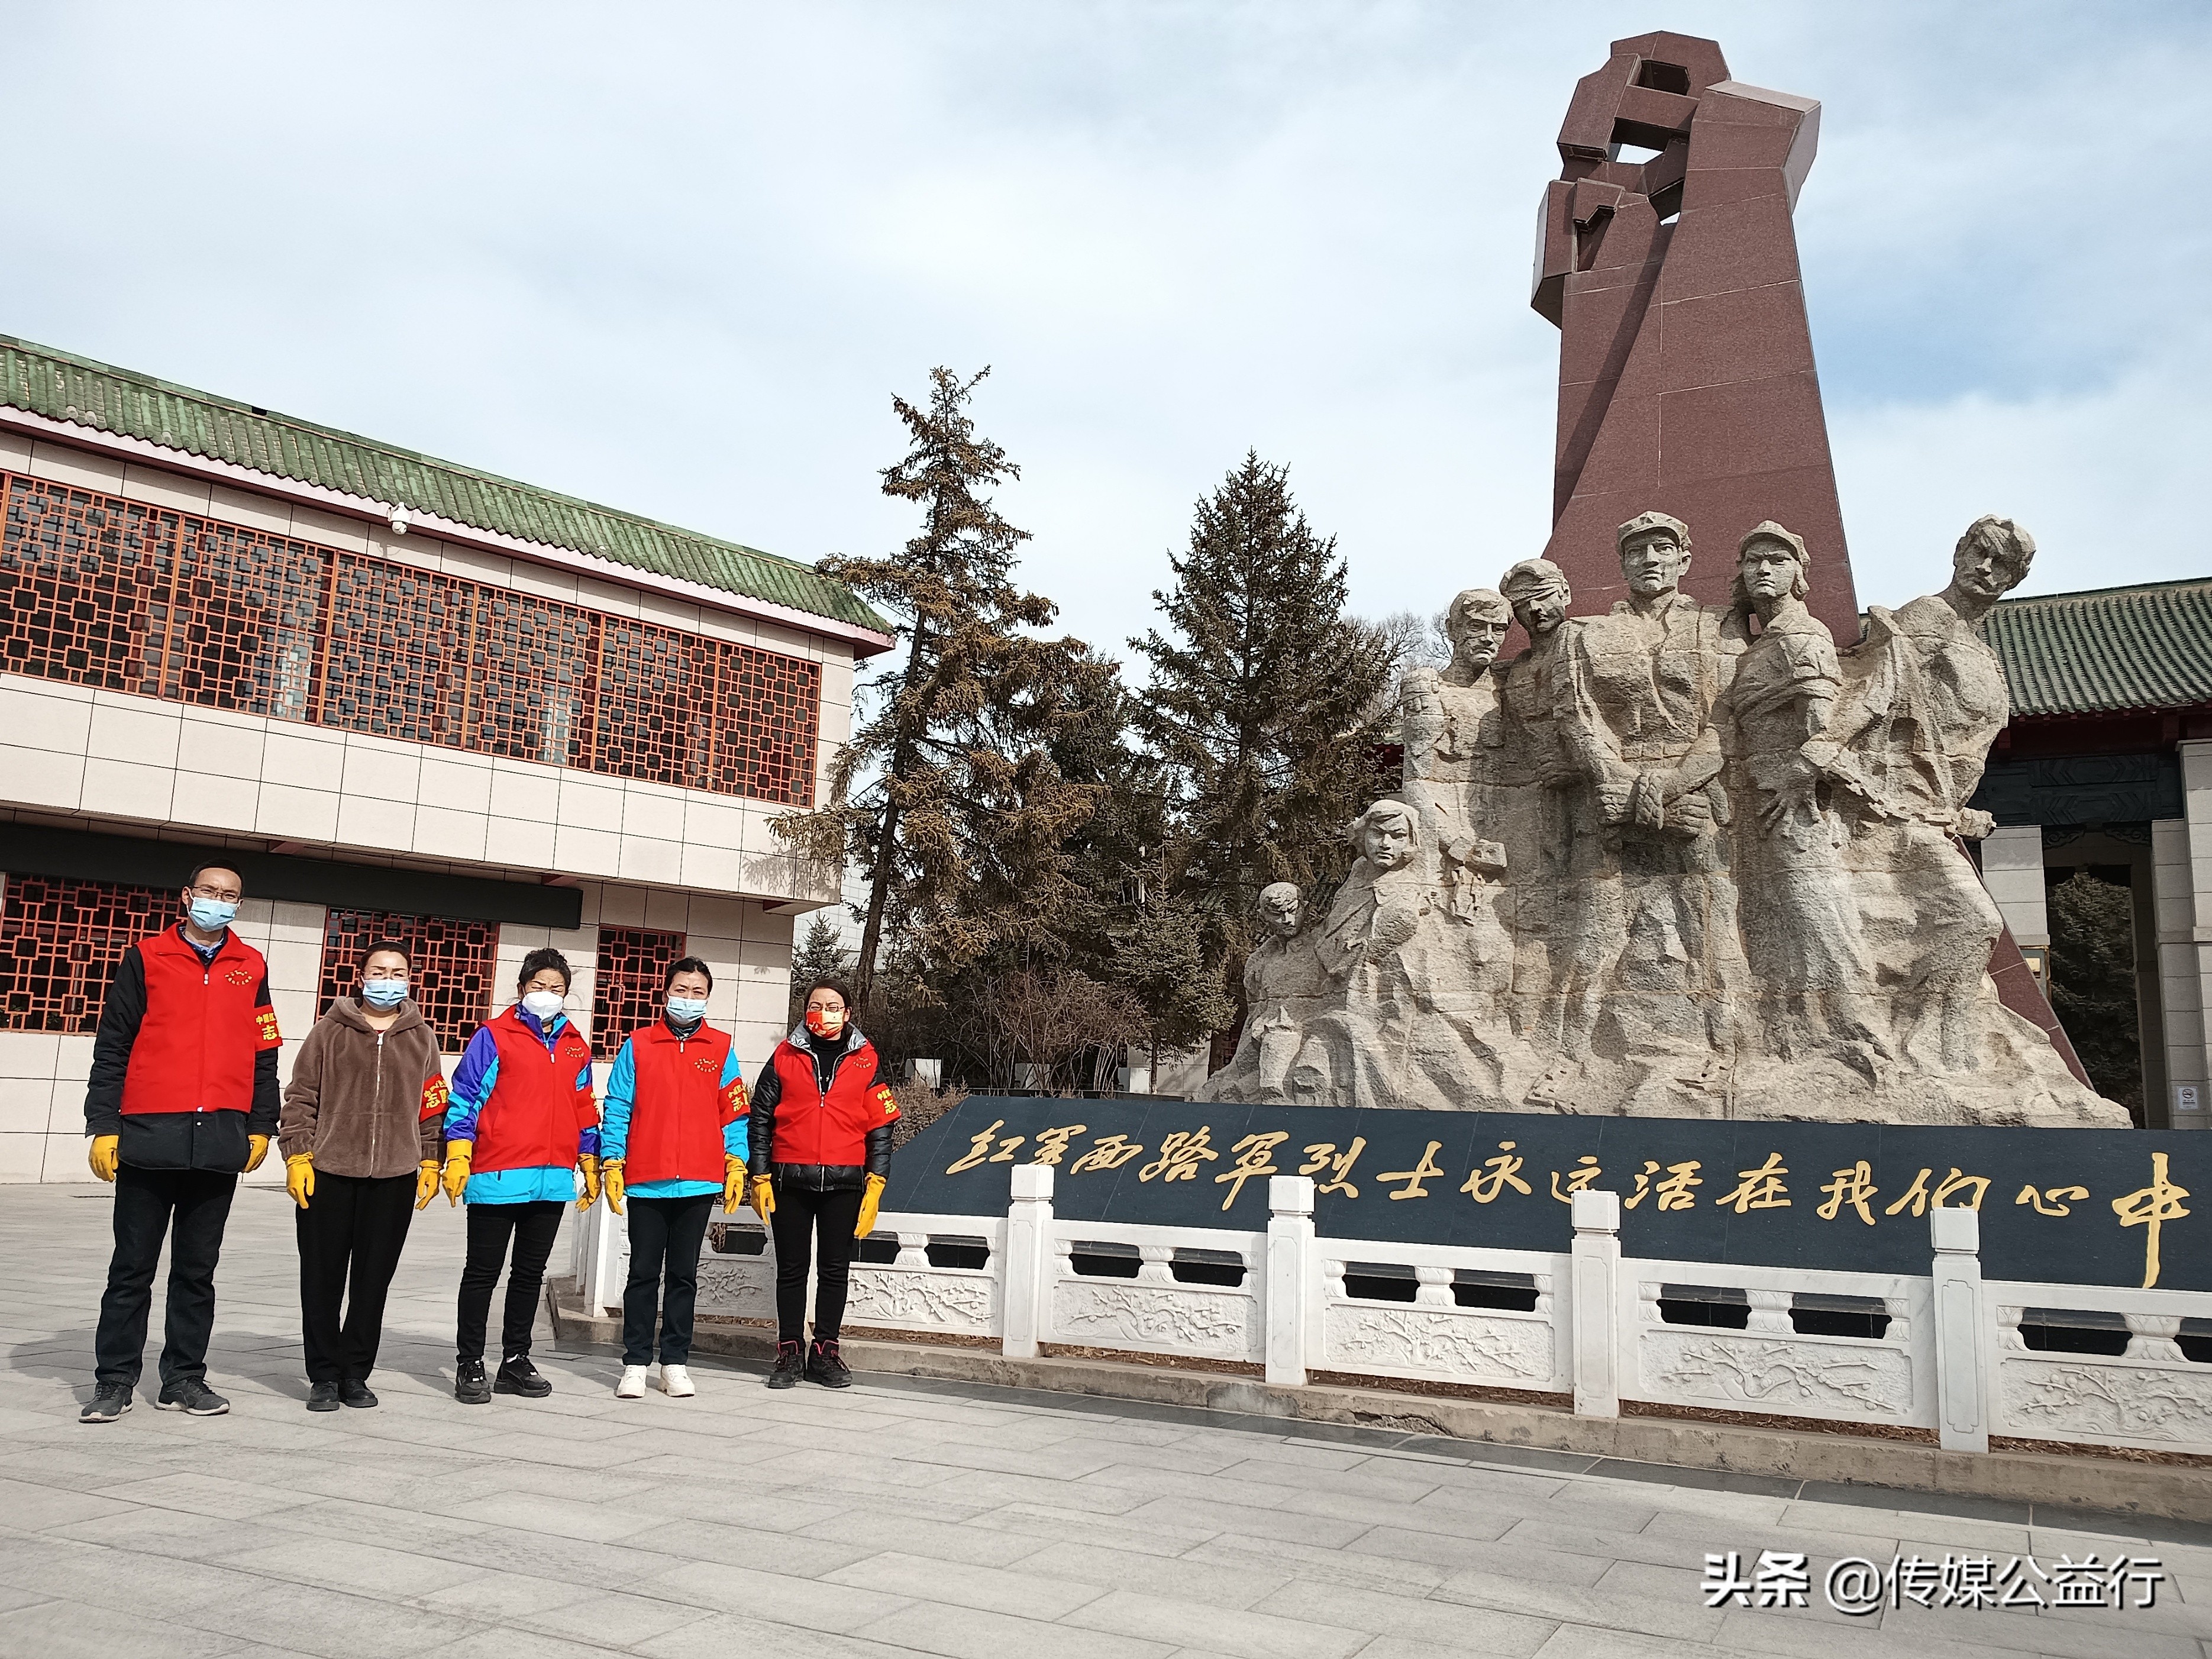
[
  {"xmin": 1130, "ymin": 452, "xmax": 1394, "ymax": 1015},
  {"xmin": 772, "ymin": 367, "xmax": 1110, "ymax": 1006}
]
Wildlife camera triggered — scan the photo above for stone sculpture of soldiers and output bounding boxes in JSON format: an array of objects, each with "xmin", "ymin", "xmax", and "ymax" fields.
[
  {"xmin": 1206, "ymin": 882, "xmax": 1331, "ymax": 1104},
  {"xmin": 1539, "ymin": 511, "xmax": 1747, "ymax": 1108}
]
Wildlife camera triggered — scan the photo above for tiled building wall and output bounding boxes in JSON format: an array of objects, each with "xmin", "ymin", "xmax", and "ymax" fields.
[
  {"xmin": 0, "ymin": 879, "xmax": 796, "ymax": 1181},
  {"xmin": 0, "ymin": 428, "xmax": 854, "ymax": 902}
]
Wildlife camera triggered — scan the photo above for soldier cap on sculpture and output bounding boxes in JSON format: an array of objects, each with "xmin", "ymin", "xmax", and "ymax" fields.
[
  {"xmin": 1346, "ymin": 798, "xmax": 1422, "ymax": 850},
  {"xmin": 1257, "ymin": 880, "xmax": 1302, "ymax": 914},
  {"xmin": 1500, "ymin": 557, "xmax": 1571, "ymax": 602},
  {"xmin": 1955, "ymin": 514, "xmax": 2036, "ymax": 579},
  {"xmin": 1616, "ymin": 510, "xmax": 1691, "ymax": 554}
]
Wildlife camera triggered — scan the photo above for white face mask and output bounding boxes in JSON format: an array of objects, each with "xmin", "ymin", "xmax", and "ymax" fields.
[{"xmin": 521, "ymin": 990, "xmax": 565, "ymax": 1022}]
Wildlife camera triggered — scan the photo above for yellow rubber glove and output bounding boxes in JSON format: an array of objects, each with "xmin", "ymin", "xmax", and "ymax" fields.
[
  {"xmin": 602, "ymin": 1159, "xmax": 625, "ymax": 1217},
  {"xmin": 576, "ymin": 1154, "xmax": 600, "ymax": 1213},
  {"xmin": 443, "ymin": 1140, "xmax": 473, "ymax": 1206},
  {"xmin": 285, "ymin": 1153, "xmax": 315, "ymax": 1209},
  {"xmin": 245, "ymin": 1134, "xmax": 271, "ymax": 1173},
  {"xmin": 854, "ymin": 1172, "xmax": 887, "ymax": 1239},
  {"xmin": 750, "ymin": 1175, "xmax": 776, "ymax": 1219},
  {"xmin": 414, "ymin": 1159, "xmax": 440, "ymax": 1211},
  {"xmin": 722, "ymin": 1154, "xmax": 746, "ymax": 1215},
  {"xmin": 88, "ymin": 1135, "xmax": 120, "ymax": 1182}
]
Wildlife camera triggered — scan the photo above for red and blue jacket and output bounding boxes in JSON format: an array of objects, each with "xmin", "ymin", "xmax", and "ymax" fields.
[
  {"xmin": 599, "ymin": 1018, "xmax": 748, "ymax": 1198},
  {"xmin": 443, "ymin": 1005, "xmax": 599, "ymax": 1204}
]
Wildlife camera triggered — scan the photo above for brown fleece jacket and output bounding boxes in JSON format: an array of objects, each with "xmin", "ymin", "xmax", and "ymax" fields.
[{"xmin": 279, "ymin": 998, "xmax": 448, "ymax": 1177}]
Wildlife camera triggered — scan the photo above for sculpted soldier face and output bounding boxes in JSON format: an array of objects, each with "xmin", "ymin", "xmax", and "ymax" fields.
[
  {"xmin": 1509, "ymin": 582, "xmax": 1570, "ymax": 637},
  {"xmin": 1448, "ymin": 595, "xmax": 1512, "ymax": 672},
  {"xmin": 1361, "ymin": 815, "xmax": 1416, "ymax": 872},
  {"xmin": 1739, "ymin": 538, "xmax": 1801, "ymax": 604},
  {"xmin": 1951, "ymin": 535, "xmax": 2030, "ymax": 605},
  {"xmin": 1620, "ymin": 532, "xmax": 1690, "ymax": 598},
  {"xmin": 1258, "ymin": 884, "xmax": 1303, "ymax": 937}
]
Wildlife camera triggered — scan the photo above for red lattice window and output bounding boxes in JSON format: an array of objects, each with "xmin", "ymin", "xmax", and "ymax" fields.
[
  {"xmin": 0, "ymin": 470, "xmax": 821, "ymax": 805},
  {"xmin": 321, "ymin": 556, "xmax": 471, "ymax": 745},
  {"xmin": 0, "ymin": 477, "xmax": 179, "ymax": 695},
  {"xmin": 595, "ymin": 621, "xmax": 716, "ymax": 789},
  {"xmin": 157, "ymin": 518, "xmax": 328, "ymax": 718},
  {"xmin": 592, "ymin": 926, "xmax": 687, "ymax": 1057},
  {"xmin": 0, "ymin": 874, "xmax": 174, "ymax": 1032},
  {"xmin": 709, "ymin": 640, "xmax": 820, "ymax": 805},
  {"xmin": 318, "ymin": 909, "xmax": 499, "ymax": 1054},
  {"xmin": 469, "ymin": 590, "xmax": 596, "ymax": 767}
]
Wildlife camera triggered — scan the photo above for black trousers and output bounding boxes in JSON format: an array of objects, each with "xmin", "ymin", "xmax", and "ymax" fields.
[
  {"xmin": 770, "ymin": 1182, "xmax": 864, "ymax": 1344},
  {"xmin": 94, "ymin": 1165, "xmax": 237, "ymax": 1392},
  {"xmin": 622, "ymin": 1193, "xmax": 714, "ymax": 1365},
  {"xmin": 296, "ymin": 1171, "xmax": 416, "ymax": 1383},
  {"xmin": 456, "ymin": 1200, "xmax": 563, "ymax": 1363}
]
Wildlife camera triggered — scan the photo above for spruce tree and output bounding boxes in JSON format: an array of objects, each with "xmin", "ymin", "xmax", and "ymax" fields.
[
  {"xmin": 774, "ymin": 367, "xmax": 1109, "ymax": 1007},
  {"xmin": 1130, "ymin": 452, "xmax": 1394, "ymax": 1052}
]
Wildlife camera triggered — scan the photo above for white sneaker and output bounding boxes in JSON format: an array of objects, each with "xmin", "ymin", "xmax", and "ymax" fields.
[
  {"xmin": 615, "ymin": 1365, "xmax": 648, "ymax": 1399},
  {"xmin": 660, "ymin": 1364, "xmax": 695, "ymax": 1397}
]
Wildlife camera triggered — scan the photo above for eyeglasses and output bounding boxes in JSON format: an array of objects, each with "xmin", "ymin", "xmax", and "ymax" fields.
[{"xmin": 187, "ymin": 882, "xmax": 242, "ymax": 903}]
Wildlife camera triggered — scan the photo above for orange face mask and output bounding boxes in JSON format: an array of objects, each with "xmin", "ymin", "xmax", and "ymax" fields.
[{"xmin": 805, "ymin": 1006, "xmax": 845, "ymax": 1039}]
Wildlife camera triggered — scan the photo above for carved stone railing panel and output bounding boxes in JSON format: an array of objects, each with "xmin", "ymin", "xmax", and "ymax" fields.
[
  {"xmin": 1637, "ymin": 1329, "xmax": 1916, "ymax": 1419},
  {"xmin": 1995, "ymin": 1355, "xmax": 2212, "ymax": 1447},
  {"xmin": 1050, "ymin": 1278, "xmax": 1260, "ymax": 1361},
  {"xmin": 1320, "ymin": 1301, "xmax": 1558, "ymax": 1387}
]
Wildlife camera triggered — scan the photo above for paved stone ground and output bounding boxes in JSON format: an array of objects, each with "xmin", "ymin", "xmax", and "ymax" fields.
[{"xmin": 2, "ymin": 1182, "xmax": 2207, "ymax": 1659}]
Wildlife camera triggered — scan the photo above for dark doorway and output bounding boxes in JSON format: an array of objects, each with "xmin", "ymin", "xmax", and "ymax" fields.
[{"xmin": 2046, "ymin": 868, "xmax": 2144, "ymax": 1118}]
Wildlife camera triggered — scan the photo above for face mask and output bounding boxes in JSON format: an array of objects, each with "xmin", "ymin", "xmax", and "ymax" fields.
[
  {"xmin": 361, "ymin": 978, "xmax": 408, "ymax": 1009},
  {"xmin": 521, "ymin": 990, "xmax": 565, "ymax": 1022},
  {"xmin": 666, "ymin": 997, "xmax": 708, "ymax": 1027},
  {"xmin": 188, "ymin": 898, "xmax": 238, "ymax": 933},
  {"xmin": 805, "ymin": 1006, "xmax": 846, "ymax": 1039}
]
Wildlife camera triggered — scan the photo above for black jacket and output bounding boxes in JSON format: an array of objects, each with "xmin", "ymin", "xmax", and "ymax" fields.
[
  {"xmin": 84, "ymin": 931, "xmax": 282, "ymax": 1173},
  {"xmin": 747, "ymin": 1022, "xmax": 893, "ymax": 1193}
]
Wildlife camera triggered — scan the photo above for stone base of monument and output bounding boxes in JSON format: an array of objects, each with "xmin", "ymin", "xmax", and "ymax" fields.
[{"xmin": 546, "ymin": 1276, "xmax": 2207, "ymax": 1523}]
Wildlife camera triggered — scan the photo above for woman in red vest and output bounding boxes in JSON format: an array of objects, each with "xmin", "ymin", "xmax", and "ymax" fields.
[
  {"xmin": 598, "ymin": 956, "xmax": 749, "ymax": 1399},
  {"xmin": 745, "ymin": 977, "xmax": 897, "ymax": 1389},
  {"xmin": 438, "ymin": 947, "xmax": 601, "ymax": 1405}
]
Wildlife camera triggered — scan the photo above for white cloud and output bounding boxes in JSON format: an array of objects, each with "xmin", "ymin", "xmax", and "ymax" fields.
[{"xmin": 3, "ymin": 0, "xmax": 2207, "ymax": 662}]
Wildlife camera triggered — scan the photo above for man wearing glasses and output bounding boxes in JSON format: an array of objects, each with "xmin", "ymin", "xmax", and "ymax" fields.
[{"xmin": 79, "ymin": 861, "xmax": 282, "ymax": 1423}]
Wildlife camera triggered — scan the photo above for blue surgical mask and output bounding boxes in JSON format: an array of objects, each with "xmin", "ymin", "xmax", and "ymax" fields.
[
  {"xmin": 187, "ymin": 898, "xmax": 237, "ymax": 933},
  {"xmin": 361, "ymin": 978, "xmax": 408, "ymax": 1009},
  {"xmin": 666, "ymin": 997, "xmax": 708, "ymax": 1028}
]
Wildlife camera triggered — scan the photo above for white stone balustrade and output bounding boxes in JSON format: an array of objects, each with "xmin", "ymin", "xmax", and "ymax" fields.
[{"xmin": 570, "ymin": 1169, "xmax": 2212, "ymax": 1457}]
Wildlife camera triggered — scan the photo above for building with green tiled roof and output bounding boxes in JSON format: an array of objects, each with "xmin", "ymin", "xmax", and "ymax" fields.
[
  {"xmin": 0, "ymin": 333, "xmax": 892, "ymax": 642},
  {"xmin": 0, "ymin": 330, "xmax": 882, "ymax": 1182},
  {"xmin": 1970, "ymin": 577, "xmax": 2212, "ymax": 1135}
]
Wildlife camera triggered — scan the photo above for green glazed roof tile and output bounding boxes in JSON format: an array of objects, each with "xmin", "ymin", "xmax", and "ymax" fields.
[
  {"xmin": 0, "ymin": 333, "xmax": 889, "ymax": 638},
  {"xmin": 1979, "ymin": 577, "xmax": 2212, "ymax": 717}
]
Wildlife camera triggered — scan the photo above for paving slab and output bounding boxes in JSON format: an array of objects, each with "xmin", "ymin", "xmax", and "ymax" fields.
[{"xmin": 4, "ymin": 1180, "xmax": 2204, "ymax": 1659}]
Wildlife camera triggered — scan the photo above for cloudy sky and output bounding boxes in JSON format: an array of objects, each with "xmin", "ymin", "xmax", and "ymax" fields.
[{"xmin": 7, "ymin": 2, "xmax": 2207, "ymax": 661}]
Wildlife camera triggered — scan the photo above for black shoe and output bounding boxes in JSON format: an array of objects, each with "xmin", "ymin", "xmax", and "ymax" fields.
[
  {"xmin": 766, "ymin": 1340, "xmax": 804, "ymax": 1389},
  {"xmin": 155, "ymin": 1379, "xmax": 230, "ymax": 1416},
  {"xmin": 455, "ymin": 1358, "xmax": 492, "ymax": 1405},
  {"xmin": 80, "ymin": 1383, "xmax": 133, "ymax": 1424},
  {"xmin": 493, "ymin": 1355, "xmax": 551, "ymax": 1398},
  {"xmin": 805, "ymin": 1338, "xmax": 852, "ymax": 1389},
  {"xmin": 306, "ymin": 1380, "xmax": 342, "ymax": 1413},
  {"xmin": 340, "ymin": 1379, "xmax": 377, "ymax": 1409}
]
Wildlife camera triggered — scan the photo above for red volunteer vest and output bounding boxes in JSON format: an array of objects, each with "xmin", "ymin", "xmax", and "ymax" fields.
[
  {"xmin": 768, "ymin": 1036, "xmax": 897, "ymax": 1166},
  {"xmin": 624, "ymin": 1021, "xmax": 745, "ymax": 1185},
  {"xmin": 470, "ymin": 1007, "xmax": 599, "ymax": 1175},
  {"xmin": 120, "ymin": 928, "xmax": 280, "ymax": 1117}
]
